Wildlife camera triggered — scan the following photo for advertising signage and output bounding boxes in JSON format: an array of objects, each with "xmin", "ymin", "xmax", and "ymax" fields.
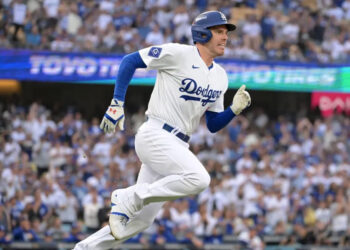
[
  {"xmin": 311, "ymin": 92, "xmax": 350, "ymax": 117},
  {"xmin": 0, "ymin": 49, "xmax": 350, "ymax": 93}
]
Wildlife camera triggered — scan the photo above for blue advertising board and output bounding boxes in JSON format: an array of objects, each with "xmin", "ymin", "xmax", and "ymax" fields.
[{"xmin": 1, "ymin": 49, "xmax": 350, "ymax": 92}]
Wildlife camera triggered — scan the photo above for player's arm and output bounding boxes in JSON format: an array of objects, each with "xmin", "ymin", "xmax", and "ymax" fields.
[
  {"xmin": 206, "ymin": 85, "xmax": 251, "ymax": 133},
  {"xmin": 100, "ymin": 52, "xmax": 147, "ymax": 133}
]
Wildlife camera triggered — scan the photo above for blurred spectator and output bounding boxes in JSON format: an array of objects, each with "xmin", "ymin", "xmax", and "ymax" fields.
[
  {"xmin": 46, "ymin": 216, "xmax": 65, "ymax": 241},
  {"xmin": 32, "ymin": 135, "xmax": 51, "ymax": 177},
  {"xmin": 172, "ymin": 5, "xmax": 191, "ymax": 43},
  {"xmin": 11, "ymin": 0, "xmax": 27, "ymax": 43},
  {"xmin": 170, "ymin": 199, "xmax": 191, "ymax": 233},
  {"xmin": 260, "ymin": 10, "xmax": 276, "ymax": 42},
  {"xmin": 95, "ymin": 7, "xmax": 113, "ymax": 32},
  {"xmin": 191, "ymin": 203, "xmax": 217, "ymax": 238},
  {"xmin": 0, "ymin": 225, "xmax": 12, "ymax": 244},
  {"xmin": 60, "ymin": 3, "xmax": 82, "ymax": 35},
  {"xmin": 43, "ymin": 0, "xmax": 60, "ymax": 29},
  {"xmin": 0, "ymin": 202, "xmax": 11, "ymax": 234},
  {"xmin": 3, "ymin": 135, "xmax": 21, "ymax": 167},
  {"xmin": 264, "ymin": 188, "xmax": 289, "ymax": 228},
  {"xmin": 56, "ymin": 187, "xmax": 78, "ymax": 227},
  {"xmin": 97, "ymin": 196, "xmax": 110, "ymax": 227},
  {"xmin": 242, "ymin": 13, "xmax": 262, "ymax": 51},
  {"xmin": 63, "ymin": 222, "xmax": 84, "ymax": 243},
  {"xmin": 50, "ymin": 31, "xmax": 74, "ymax": 51},
  {"xmin": 149, "ymin": 222, "xmax": 177, "ymax": 246},
  {"xmin": 83, "ymin": 188, "xmax": 102, "ymax": 233},
  {"xmin": 25, "ymin": 24, "xmax": 41, "ymax": 48},
  {"xmin": 12, "ymin": 217, "xmax": 40, "ymax": 242},
  {"xmin": 180, "ymin": 230, "xmax": 204, "ymax": 249},
  {"xmin": 43, "ymin": 231, "xmax": 54, "ymax": 243},
  {"xmin": 315, "ymin": 200, "xmax": 331, "ymax": 225},
  {"xmin": 145, "ymin": 23, "xmax": 165, "ymax": 46},
  {"xmin": 331, "ymin": 204, "xmax": 348, "ymax": 236},
  {"xmin": 238, "ymin": 227, "xmax": 264, "ymax": 250},
  {"xmin": 27, "ymin": 189, "xmax": 50, "ymax": 222}
]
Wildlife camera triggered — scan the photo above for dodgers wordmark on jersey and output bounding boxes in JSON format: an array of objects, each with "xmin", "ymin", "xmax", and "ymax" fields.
[{"xmin": 139, "ymin": 43, "xmax": 228, "ymax": 135}]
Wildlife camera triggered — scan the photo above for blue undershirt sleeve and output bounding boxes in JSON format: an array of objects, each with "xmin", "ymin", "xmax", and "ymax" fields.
[
  {"xmin": 113, "ymin": 52, "xmax": 147, "ymax": 101},
  {"xmin": 205, "ymin": 108, "xmax": 236, "ymax": 133}
]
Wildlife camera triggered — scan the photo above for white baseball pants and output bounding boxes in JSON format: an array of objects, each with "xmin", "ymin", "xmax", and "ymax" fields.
[{"xmin": 73, "ymin": 117, "xmax": 210, "ymax": 249}]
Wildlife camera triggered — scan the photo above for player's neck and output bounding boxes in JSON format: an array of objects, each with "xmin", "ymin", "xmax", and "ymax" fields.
[{"xmin": 196, "ymin": 44, "xmax": 214, "ymax": 67}]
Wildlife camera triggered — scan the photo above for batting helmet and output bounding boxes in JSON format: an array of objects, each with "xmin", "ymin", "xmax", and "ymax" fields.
[{"xmin": 191, "ymin": 11, "xmax": 236, "ymax": 44}]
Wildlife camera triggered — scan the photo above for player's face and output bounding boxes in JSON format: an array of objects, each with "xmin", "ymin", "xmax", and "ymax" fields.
[{"xmin": 207, "ymin": 25, "xmax": 228, "ymax": 57}]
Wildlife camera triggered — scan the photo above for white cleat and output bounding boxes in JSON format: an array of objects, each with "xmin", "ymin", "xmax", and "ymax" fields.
[{"xmin": 109, "ymin": 189, "xmax": 132, "ymax": 240}]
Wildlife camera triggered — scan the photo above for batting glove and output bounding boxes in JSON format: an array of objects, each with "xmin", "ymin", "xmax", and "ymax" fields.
[
  {"xmin": 100, "ymin": 99, "xmax": 125, "ymax": 133},
  {"xmin": 230, "ymin": 85, "xmax": 251, "ymax": 115}
]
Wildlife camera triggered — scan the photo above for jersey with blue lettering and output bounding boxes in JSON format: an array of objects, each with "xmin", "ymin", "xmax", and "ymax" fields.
[{"xmin": 138, "ymin": 43, "xmax": 228, "ymax": 135}]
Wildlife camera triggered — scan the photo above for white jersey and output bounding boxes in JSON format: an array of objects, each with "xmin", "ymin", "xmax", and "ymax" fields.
[{"xmin": 139, "ymin": 43, "xmax": 228, "ymax": 135}]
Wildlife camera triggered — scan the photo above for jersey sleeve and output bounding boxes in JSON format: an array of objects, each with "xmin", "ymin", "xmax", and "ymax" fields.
[{"xmin": 138, "ymin": 43, "xmax": 183, "ymax": 70}]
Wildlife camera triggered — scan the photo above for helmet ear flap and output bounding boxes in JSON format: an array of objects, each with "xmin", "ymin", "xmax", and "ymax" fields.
[{"xmin": 191, "ymin": 26, "xmax": 212, "ymax": 44}]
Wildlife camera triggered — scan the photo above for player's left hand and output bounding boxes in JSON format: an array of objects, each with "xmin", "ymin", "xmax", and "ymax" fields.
[
  {"xmin": 100, "ymin": 99, "xmax": 125, "ymax": 133},
  {"xmin": 230, "ymin": 85, "xmax": 251, "ymax": 115}
]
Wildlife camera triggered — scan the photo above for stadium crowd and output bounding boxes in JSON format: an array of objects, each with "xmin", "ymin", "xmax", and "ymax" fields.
[
  {"xmin": 1, "ymin": 0, "xmax": 350, "ymax": 249},
  {"xmin": 0, "ymin": 101, "xmax": 349, "ymax": 249},
  {"xmin": 2, "ymin": 0, "xmax": 350, "ymax": 62}
]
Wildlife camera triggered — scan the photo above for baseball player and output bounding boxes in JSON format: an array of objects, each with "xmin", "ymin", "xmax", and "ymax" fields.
[{"xmin": 74, "ymin": 11, "xmax": 251, "ymax": 250}]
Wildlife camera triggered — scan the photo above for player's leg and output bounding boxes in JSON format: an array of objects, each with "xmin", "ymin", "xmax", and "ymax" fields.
[
  {"xmin": 73, "ymin": 225, "xmax": 123, "ymax": 250},
  {"xmin": 74, "ymin": 163, "xmax": 165, "ymax": 249},
  {"xmin": 109, "ymin": 163, "xmax": 166, "ymax": 239},
  {"xmin": 128, "ymin": 163, "xmax": 166, "ymax": 226},
  {"xmin": 110, "ymin": 119, "xmax": 210, "ymax": 239},
  {"xmin": 134, "ymin": 120, "xmax": 211, "ymax": 204}
]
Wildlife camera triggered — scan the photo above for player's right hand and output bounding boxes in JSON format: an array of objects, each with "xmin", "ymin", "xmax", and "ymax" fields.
[
  {"xmin": 230, "ymin": 85, "xmax": 251, "ymax": 115},
  {"xmin": 100, "ymin": 99, "xmax": 125, "ymax": 133}
]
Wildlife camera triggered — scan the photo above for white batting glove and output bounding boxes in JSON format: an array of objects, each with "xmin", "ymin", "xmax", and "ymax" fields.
[
  {"xmin": 230, "ymin": 85, "xmax": 251, "ymax": 115},
  {"xmin": 100, "ymin": 99, "xmax": 125, "ymax": 133}
]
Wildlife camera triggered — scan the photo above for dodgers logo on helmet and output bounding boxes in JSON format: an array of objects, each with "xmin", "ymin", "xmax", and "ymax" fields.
[
  {"xmin": 195, "ymin": 15, "xmax": 207, "ymax": 23},
  {"xmin": 191, "ymin": 11, "xmax": 236, "ymax": 44},
  {"xmin": 220, "ymin": 12, "xmax": 226, "ymax": 21}
]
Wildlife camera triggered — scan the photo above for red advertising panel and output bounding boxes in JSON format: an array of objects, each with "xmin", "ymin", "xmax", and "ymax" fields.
[{"xmin": 311, "ymin": 92, "xmax": 350, "ymax": 117}]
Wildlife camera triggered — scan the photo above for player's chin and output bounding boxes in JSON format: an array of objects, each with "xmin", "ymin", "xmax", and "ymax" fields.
[{"xmin": 216, "ymin": 48, "xmax": 225, "ymax": 56}]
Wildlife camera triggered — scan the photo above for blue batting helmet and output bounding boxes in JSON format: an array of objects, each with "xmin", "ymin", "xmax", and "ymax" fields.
[{"xmin": 191, "ymin": 11, "xmax": 236, "ymax": 44}]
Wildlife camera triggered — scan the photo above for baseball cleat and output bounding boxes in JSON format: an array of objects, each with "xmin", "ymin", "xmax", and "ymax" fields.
[{"xmin": 109, "ymin": 189, "xmax": 132, "ymax": 240}]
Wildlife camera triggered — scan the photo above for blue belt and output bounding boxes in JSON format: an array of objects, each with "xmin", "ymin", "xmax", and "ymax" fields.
[{"xmin": 162, "ymin": 123, "xmax": 190, "ymax": 143}]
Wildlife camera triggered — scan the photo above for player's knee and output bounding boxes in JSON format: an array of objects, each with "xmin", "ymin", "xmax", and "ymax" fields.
[
  {"xmin": 199, "ymin": 171, "xmax": 211, "ymax": 191},
  {"xmin": 189, "ymin": 170, "xmax": 211, "ymax": 194}
]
